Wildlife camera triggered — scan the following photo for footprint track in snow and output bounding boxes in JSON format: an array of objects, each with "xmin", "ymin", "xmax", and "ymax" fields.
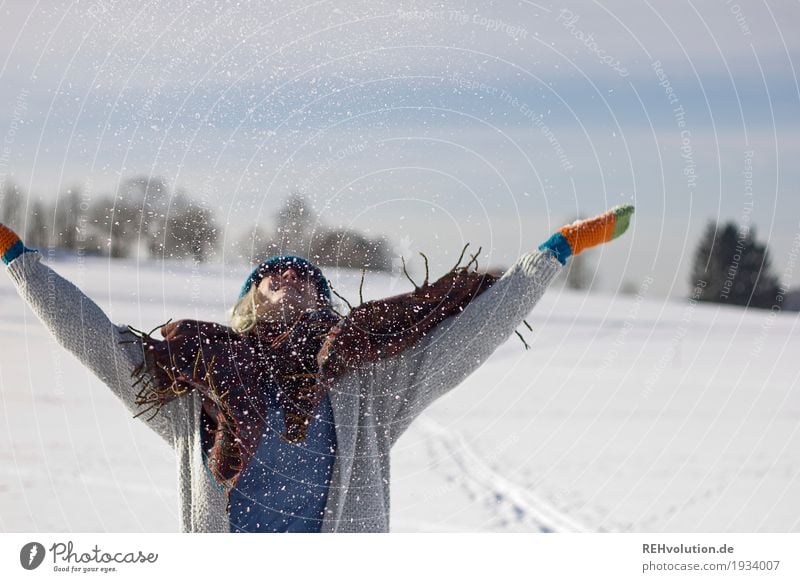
[{"xmin": 418, "ymin": 418, "xmax": 594, "ymax": 533}]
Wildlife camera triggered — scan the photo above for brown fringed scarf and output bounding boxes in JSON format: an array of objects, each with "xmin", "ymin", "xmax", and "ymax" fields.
[{"xmin": 123, "ymin": 248, "xmax": 502, "ymax": 495}]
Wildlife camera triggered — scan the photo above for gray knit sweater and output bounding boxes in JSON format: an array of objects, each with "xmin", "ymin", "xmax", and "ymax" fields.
[{"xmin": 5, "ymin": 248, "xmax": 561, "ymax": 532}]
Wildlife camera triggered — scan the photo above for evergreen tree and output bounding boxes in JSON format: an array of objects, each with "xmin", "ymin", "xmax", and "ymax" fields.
[{"xmin": 691, "ymin": 220, "xmax": 779, "ymax": 308}]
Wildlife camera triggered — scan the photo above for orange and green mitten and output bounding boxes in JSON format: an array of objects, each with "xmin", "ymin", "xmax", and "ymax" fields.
[
  {"xmin": 1, "ymin": 223, "xmax": 35, "ymax": 265},
  {"xmin": 538, "ymin": 204, "xmax": 634, "ymax": 265}
]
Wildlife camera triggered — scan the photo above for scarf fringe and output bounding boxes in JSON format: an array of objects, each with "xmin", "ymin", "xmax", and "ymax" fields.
[{"xmin": 120, "ymin": 322, "xmax": 246, "ymax": 490}]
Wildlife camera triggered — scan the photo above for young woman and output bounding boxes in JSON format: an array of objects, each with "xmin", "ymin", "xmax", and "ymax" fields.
[{"xmin": 0, "ymin": 203, "xmax": 634, "ymax": 532}]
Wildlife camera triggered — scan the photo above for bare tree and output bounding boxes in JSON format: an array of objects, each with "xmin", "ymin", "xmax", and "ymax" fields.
[
  {"xmin": 51, "ymin": 188, "xmax": 82, "ymax": 250},
  {"xmin": 270, "ymin": 192, "xmax": 316, "ymax": 257},
  {"xmin": 239, "ymin": 224, "xmax": 273, "ymax": 265},
  {"xmin": 311, "ymin": 229, "xmax": 392, "ymax": 271},
  {"xmin": 177, "ymin": 198, "xmax": 218, "ymax": 263},
  {"xmin": 25, "ymin": 197, "xmax": 49, "ymax": 249},
  {"xmin": 264, "ymin": 193, "xmax": 394, "ymax": 271},
  {"xmin": 118, "ymin": 175, "xmax": 170, "ymax": 258},
  {"xmin": 87, "ymin": 195, "xmax": 141, "ymax": 258},
  {"xmin": 151, "ymin": 191, "xmax": 218, "ymax": 262},
  {"xmin": 0, "ymin": 181, "xmax": 25, "ymax": 229}
]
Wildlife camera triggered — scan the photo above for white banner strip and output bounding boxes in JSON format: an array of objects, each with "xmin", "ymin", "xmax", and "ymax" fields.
[{"xmin": 2, "ymin": 533, "xmax": 799, "ymax": 581}]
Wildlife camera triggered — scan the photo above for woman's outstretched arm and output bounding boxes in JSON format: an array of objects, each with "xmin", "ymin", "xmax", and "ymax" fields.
[
  {"xmin": 383, "ymin": 205, "xmax": 635, "ymax": 439},
  {"xmin": 1, "ymin": 224, "xmax": 175, "ymax": 445}
]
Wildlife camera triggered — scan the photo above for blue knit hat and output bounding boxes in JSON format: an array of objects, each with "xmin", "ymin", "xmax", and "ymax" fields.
[{"xmin": 239, "ymin": 255, "xmax": 332, "ymax": 304}]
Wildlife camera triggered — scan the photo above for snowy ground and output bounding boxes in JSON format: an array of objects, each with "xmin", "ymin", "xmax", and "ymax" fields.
[{"xmin": 1, "ymin": 251, "xmax": 798, "ymax": 532}]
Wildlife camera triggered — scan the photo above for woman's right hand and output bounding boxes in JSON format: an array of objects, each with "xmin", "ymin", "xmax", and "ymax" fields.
[{"xmin": 0, "ymin": 223, "xmax": 34, "ymax": 266}]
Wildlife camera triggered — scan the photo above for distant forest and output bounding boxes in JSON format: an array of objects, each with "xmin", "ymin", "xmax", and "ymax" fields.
[
  {"xmin": 2, "ymin": 178, "xmax": 797, "ymax": 309},
  {"xmin": 0, "ymin": 177, "xmax": 392, "ymax": 271}
]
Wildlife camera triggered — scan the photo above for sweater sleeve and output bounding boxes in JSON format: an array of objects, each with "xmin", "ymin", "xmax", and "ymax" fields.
[
  {"xmin": 4, "ymin": 249, "xmax": 176, "ymax": 445},
  {"xmin": 383, "ymin": 248, "xmax": 562, "ymax": 440}
]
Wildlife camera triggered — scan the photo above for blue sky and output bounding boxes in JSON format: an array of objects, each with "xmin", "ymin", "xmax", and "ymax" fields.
[{"xmin": 1, "ymin": 0, "xmax": 798, "ymax": 297}]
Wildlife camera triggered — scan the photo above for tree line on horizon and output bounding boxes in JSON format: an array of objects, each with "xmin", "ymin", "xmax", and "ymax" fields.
[
  {"xmin": 0, "ymin": 177, "xmax": 217, "ymax": 262},
  {"xmin": 1, "ymin": 178, "xmax": 794, "ymax": 309},
  {"xmin": 0, "ymin": 178, "xmax": 393, "ymax": 272},
  {"xmin": 239, "ymin": 193, "xmax": 393, "ymax": 271}
]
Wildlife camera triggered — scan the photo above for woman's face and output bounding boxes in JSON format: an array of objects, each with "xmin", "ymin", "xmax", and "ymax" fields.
[{"xmin": 254, "ymin": 266, "xmax": 321, "ymax": 322}]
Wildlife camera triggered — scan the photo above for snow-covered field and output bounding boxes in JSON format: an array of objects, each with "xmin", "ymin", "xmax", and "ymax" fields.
[{"xmin": 1, "ymin": 252, "xmax": 798, "ymax": 532}]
